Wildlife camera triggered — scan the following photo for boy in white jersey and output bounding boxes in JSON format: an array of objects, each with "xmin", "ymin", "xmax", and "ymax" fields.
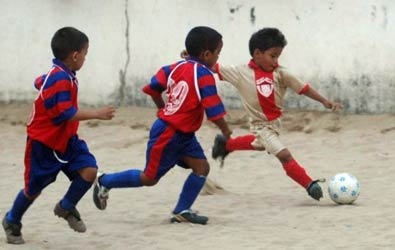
[{"xmin": 210, "ymin": 28, "xmax": 343, "ymax": 201}]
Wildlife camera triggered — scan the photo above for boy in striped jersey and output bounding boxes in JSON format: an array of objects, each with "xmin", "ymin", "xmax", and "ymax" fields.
[
  {"xmin": 93, "ymin": 26, "xmax": 232, "ymax": 225},
  {"xmin": 211, "ymin": 28, "xmax": 343, "ymax": 201},
  {"xmin": 2, "ymin": 27, "xmax": 115, "ymax": 244}
]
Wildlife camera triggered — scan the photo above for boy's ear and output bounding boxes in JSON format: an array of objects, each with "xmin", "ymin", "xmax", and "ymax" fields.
[
  {"xmin": 202, "ymin": 50, "xmax": 212, "ymax": 59},
  {"xmin": 71, "ymin": 51, "xmax": 79, "ymax": 62},
  {"xmin": 180, "ymin": 50, "xmax": 189, "ymax": 59},
  {"xmin": 197, "ymin": 50, "xmax": 210, "ymax": 61}
]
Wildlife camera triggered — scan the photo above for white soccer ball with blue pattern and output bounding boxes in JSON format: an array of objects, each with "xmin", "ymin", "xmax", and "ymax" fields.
[{"xmin": 328, "ymin": 173, "xmax": 360, "ymax": 204}]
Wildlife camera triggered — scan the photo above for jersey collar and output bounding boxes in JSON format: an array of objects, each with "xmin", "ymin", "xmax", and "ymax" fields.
[
  {"xmin": 52, "ymin": 58, "xmax": 77, "ymax": 79},
  {"xmin": 248, "ymin": 59, "xmax": 279, "ymax": 72},
  {"xmin": 186, "ymin": 56, "xmax": 208, "ymax": 67}
]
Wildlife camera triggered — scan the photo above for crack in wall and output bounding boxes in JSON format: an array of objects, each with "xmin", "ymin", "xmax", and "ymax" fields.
[
  {"xmin": 117, "ymin": 0, "xmax": 131, "ymax": 106},
  {"xmin": 250, "ymin": 7, "xmax": 255, "ymax": 25}
]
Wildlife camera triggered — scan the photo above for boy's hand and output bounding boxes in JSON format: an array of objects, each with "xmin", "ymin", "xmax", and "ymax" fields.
[
  {"xmin": 96, "ymin": 106, "xmax": 116, "ymax": 120},
  {"xmin": 222, "ymin": 129, "xmax": 233, "ymax": 140},
  {"xmin": 323, "ymin": 101, "xmax": 343, "ymax": 111}
]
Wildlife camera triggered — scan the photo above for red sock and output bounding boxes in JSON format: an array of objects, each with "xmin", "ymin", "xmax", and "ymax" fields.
[
  {"xmin": 282, "ymin": 159, "xmax": 312, "ymax": 188},
  {"xmin": 226, "ymin": 135, "xmax": 256, "ymax": 152}
]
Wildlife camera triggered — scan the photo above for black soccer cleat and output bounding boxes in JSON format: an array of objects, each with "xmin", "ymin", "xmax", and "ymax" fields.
[
  {"xmin": 2, "ymin": 214, "xmax": 25, "ymax": 244},
  {"xmin": 170, "ymin": 210, "xmax": 208, "ymax": 225},
  {"xmin": 306, "ymin": 178, "xmax": 326, "ymax": 201},
  {"xmin": 212, "ymin": 134, "xmax": 229, "ymax": 160}
]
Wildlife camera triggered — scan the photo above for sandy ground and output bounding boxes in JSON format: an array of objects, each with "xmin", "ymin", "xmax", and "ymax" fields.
[{"xmin": 1, "ymin": 103, "xmax": 395, "ymax": 250}]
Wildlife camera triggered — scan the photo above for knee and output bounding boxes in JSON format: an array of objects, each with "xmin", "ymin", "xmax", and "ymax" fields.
[
  {"xmin": 193, "ymin": 163, "xmax": 210, "ymax": 176},
  {"xmin": 276, "ymin": 149, "xmax": 293, "ymax": 164},
  {"xmin": 78, "ymin": 167, "xmax": 98, "ymax": 182},
  {"xmin": 140, "ymin": 174, "xmax": 158, "ymax": 186},
  {"xmin": 24, "ymin": 191, "xmax": 40, "ymax": 201}
]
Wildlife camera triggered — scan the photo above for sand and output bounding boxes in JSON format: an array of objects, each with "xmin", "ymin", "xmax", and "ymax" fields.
[{"xmin": 1, "ymin": 103, "xmax": 395, "ymax": 250}]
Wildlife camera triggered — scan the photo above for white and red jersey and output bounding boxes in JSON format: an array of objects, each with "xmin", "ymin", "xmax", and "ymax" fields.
[
  {"xmin": 215, "ymin": 59, "xmax": 309, "ymax": 123},
  {"xmin": 143, "ymin": 58, "xmax": 226, "ymax": 133}
]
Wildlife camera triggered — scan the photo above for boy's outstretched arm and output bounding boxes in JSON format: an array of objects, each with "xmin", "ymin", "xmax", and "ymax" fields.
[
  {"xmin": 302, "ymin": 87, "xmax": 343, "ymax": 111},
  {"xmin": 71, "ymin": 106, "xmax": 116, "ymax": 121}
]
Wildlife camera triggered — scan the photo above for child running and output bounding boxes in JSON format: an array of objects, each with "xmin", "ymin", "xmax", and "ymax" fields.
[
  {"xmin": 92, "ymin": 26, "xmax": 232, "ymax": 225},
  {"xmin": 2, "ymin": 27, "xmax": 115, "ymax": 244},
  {"xmin": 210, "ymin": 27, "xmax": 342, "ymax": 201}
]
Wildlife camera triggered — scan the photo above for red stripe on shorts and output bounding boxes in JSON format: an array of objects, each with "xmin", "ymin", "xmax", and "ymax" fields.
[
  {"xmin": 24, "ymin": 138, "xmax": 33, "ymax": 194},
  {"xmin": 144, "ymin": 126, "xmax": 176, "ymax": 179}
]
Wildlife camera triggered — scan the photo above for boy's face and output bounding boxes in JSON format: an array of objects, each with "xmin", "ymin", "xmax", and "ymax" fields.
[
  {"xmin": 253, "ymin": 47, "xmax": 283, "ymax": 72},
  {"xmin": 201, "ymin": 40, "xmax": 223, "ymax": 68},
  {"xmin": 70, "ymin": 43, "xmax": 89, "ymax": 71}
]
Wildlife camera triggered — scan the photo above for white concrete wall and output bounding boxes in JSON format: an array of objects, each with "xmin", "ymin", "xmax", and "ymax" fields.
[{"xmin": 0, "ymin": 0, "xmax": 394, "ymax": 113}]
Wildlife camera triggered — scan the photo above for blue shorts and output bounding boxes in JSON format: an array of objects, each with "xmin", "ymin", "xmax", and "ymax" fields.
[
  {"xmin": 144, "ymin": 119, "xmax": 206, "ymax": 180},
  {"xmin": 24, "ymin": 135, "xmax": 97, "ymax": 196}
]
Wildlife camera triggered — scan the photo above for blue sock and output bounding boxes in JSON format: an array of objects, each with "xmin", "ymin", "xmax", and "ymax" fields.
[
  {"xmin": 6, "ymin": 190, "xmax": 33, "ymax": 224},
  {"xmin": 61, "ymin": 175, "xmax": 92, "ymax": 210},
  {"xmin": 173, "ymin": 173, "xmax": 206, "ymax": 214},
  {"xmin": 100, "ymin": 169, "xmax": 142, "ymax": 188}
]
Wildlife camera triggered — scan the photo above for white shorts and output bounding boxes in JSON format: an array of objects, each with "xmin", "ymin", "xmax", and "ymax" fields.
[{"xmin": 249, "ymin": 119, "xmax": 285, "ymax": 155}]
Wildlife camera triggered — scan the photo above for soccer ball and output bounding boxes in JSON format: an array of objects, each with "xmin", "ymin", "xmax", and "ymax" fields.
[{"xmin": 328, "ymin": 173, "xmax": 360, "ymax": 204}]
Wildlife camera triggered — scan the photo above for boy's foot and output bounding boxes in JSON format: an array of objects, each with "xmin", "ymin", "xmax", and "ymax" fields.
[
  {"xmin": 170, "ymin": 210, "xmax": 208, "ymax": 225},
  {"xmin": 2, "ymin": 214, "xmax": 25, "ymax": 244},
  {"xmin": 54, "ymin": 202, "xmax": 86, "ymax": 233},
  {"xmin": 306, "ymin": 179, "xmax": 325, "ymax": 201},
  {"xmin": 211, "ymin": 134, "xmax": 229, "ymax": 167},
  {"xmin": 93, "ymin": 172, "xmax": 109, "ymax": 210}
]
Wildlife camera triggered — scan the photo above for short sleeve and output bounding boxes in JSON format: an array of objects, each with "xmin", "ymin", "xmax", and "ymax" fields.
[
  {"xmin": 278, "ymin": 68, "xmax": 309, "ymax": 94},
  {"xmin": 41, "ymin": 75, "xmax": 76, "ymax": 124},
  {"xmin": 216, "ymin": 64, "xmax": 241, "ymax": 87},
  {"xmin": 197, "ymin": 66, "xmax": 226, "ymax": 121}
]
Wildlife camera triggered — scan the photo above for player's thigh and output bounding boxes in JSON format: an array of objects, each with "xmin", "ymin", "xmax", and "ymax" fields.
[
  {"xmin": 24, "ymin": 139, "xmax": 62, "ymax": 196},
  {"xmin": 62, "ymin": 137, "xmax": 98, "ymax": 182},
  {"xmin": 178, "ymin": 135, "xmax": 209, "ymax": 175},
  {"xmin": 143, "ymin": 122, "xmax": 180, "ymax": 180},
  {"xmin": 254, "ymin": 127, "xmax": 285, "ymax": 155},
  {"xmin": 144, "ymin": 150, "xmax": 179, "ymax": 180}
]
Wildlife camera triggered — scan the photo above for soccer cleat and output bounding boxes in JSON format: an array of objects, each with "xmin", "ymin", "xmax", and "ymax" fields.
[
  {"xmin": 211, "ymin": 134, "xmax": 229, "ymax": 167},
  {"xmin": 54, "ymin": 202, "xmax": 86, "ymax": 233},
  {"xmin": 2, "ymin": 214, "xmax": 25, "ymax": 244},
  {"xmin": 306, "ymin": 178, "xmax": 326, "ymax": 201},
  {"xmin": 93, "ymin": 172, "xmax": 110, "ymax": 210},
  {"xmin": 170, "ymin": 209, "xmax": 209, "ymax": 225}
]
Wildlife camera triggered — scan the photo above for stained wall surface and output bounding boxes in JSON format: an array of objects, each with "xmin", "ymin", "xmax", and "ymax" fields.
[{"xmin": 1, "ymin": 0, "xmax": 394, "ymax": 113}]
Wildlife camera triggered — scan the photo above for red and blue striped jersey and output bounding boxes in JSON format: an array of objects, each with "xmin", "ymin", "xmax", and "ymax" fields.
[
  {"xmin": 27, "ymin": 59, "xmax": 79, "ymax": 153},
  {"xmin": 143, "ymin": 58, "xmax": 226, "ymax": 133}
]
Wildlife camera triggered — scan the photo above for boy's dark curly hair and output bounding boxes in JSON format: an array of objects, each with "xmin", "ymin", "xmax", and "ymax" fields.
[
  {"xmin": 249, "ymin": 28, "xmax": 287, "ymax": 56},
  {"xmin": 185, "ymin": 26, "xmax": 222, "ymax": 57},
  {"xmin": 51, "ymin": 27, "xmax": 89, "ymax": 60}
]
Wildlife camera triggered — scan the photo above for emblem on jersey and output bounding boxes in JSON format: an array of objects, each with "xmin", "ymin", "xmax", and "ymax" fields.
[
  {"xmin": 164, "ymin": 79, "xmax": 189, "ymax": 115},
  {"xmin": 256, "ymin": 77, "xmax": 274, "ymax": 97}
]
